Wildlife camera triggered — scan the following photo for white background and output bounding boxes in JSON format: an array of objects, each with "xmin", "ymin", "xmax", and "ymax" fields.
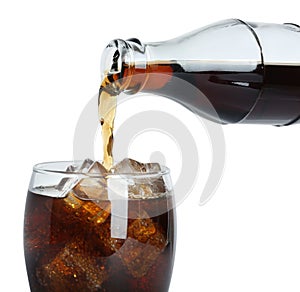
[{"xmin": 1, "ymin": 0, "xmax": 300, "ymax": 291}]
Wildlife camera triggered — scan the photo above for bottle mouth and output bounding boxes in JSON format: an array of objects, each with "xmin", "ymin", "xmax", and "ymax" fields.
[
  {"xmin": 100, "ymin": 39, "xmax": 131, "ymax": 80},
  {"xmin": 100, "ymin": 38, "xmax": 148, "ymax": 95}
]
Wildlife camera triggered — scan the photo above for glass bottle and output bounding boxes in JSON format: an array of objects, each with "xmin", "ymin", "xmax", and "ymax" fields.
[{"xmin": 101, "ymin": 19, "xmax": 300, "ymax": 126}]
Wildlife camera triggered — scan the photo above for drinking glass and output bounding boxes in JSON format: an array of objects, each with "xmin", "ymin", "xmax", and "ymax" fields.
[{"xmin": 24, "ymin": 160, "xmax": 176, "ymax": 292}]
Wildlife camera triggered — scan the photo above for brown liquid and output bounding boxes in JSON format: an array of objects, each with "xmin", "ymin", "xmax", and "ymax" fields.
[
  {"xmin": 150, "ymin": 63, "xmax": 263, "ymax": 123},
  {"xmin": 120, "ymin": 61, "xmax": 263, "ymax": 123},
  {"xmin": 165, "ymin": 63, "xmax": 300, "ymax": 125},
  {"xmin": 120, "ymin": 62, "xmax": 300, "ymax": 125},
  {"xmin": 24, "ymin": 191, "xmax": 175, "ymax": 292},
  {"xmin": 98, "ymin": 88, "xmax": 116, "ymax": 169},
  {"xmin": 98, "ymin": 73, "xmax": 120, "ymax": 169}
]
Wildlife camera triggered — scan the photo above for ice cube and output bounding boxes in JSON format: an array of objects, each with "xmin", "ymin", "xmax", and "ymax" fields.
[
  {"xmin": 117, "ymin": 237, "xmax": 164, "ymax": 278},
  {"xmin": 128, "ymin": 217, "xmax": 156, "ymax": 243},
  {"xmin": 81, "ymin": 200, "xmax": 111, "ymax": 225},
  {"xmin": 88, "ymin": 161, "xmax": 108, "ymax": 174},
  {"xmin": 112, "ymin": 159, "xmax": 166, "ymax": 199},
  {"xmin": 73, "ymin": 161, "xmax": 108, "ymax": 201},
  {"xmin": 117, "ymin": 213, "xmax": 167, "ymax": 278},
  {"xmin": 62, "ymin": 192, "xmax": 111, "ymax": 226},
  {"xmin": 38, "ymin": 239, "xmax": 107, "ymax": 291},
  {"xmin": 96, "ymin": 220, "xmax": 125, "ymax": 256},
  {"xmin": 52, "ymin": 161, "xmax": 111, "ymax": 232},
  {"xmin": 112, "ymin": 158, "xmax": 146, "ymax": 173},
  {"xmin": 77, "ymin": 158, "xmax": 95, "ymax": 172},
  {"xmin": 144, "ymin": 162, "xmax": 161, "ymax": 173},
  {"xmin": 55, "ymin": 158, "xmax": 94, "ymax": 198},
  {"xmin": 63, "ymin": 161, "xmax": 111, "ymax": 226},
  {"xmin": 144, "ymin": 162, "xmax": 166, "ymax": 194},
  {"xmin": 113, "ymin": 159, "xmax": 162, "ymax": 176},
  {"xmin": 127, "ymin": 183, "xmax": 155, "ymax": 199},
  {"xmin": 127, "ymin": 212, "xmax": 166, "ymax": 249}
]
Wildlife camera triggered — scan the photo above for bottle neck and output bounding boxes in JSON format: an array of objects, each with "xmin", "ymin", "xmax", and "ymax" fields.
[
  {"xmin": 101, "ymin": 39, "xmax": 173, "ymax": 95},
  {"xmin": 122, "ymin": 39, "xmax": 149, "ymax": 94}
]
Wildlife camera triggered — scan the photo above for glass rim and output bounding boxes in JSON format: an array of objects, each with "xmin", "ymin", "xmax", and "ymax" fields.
[{"xmin": 33, "ymin": 160, "xmax": 170, "ymax": 178}]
